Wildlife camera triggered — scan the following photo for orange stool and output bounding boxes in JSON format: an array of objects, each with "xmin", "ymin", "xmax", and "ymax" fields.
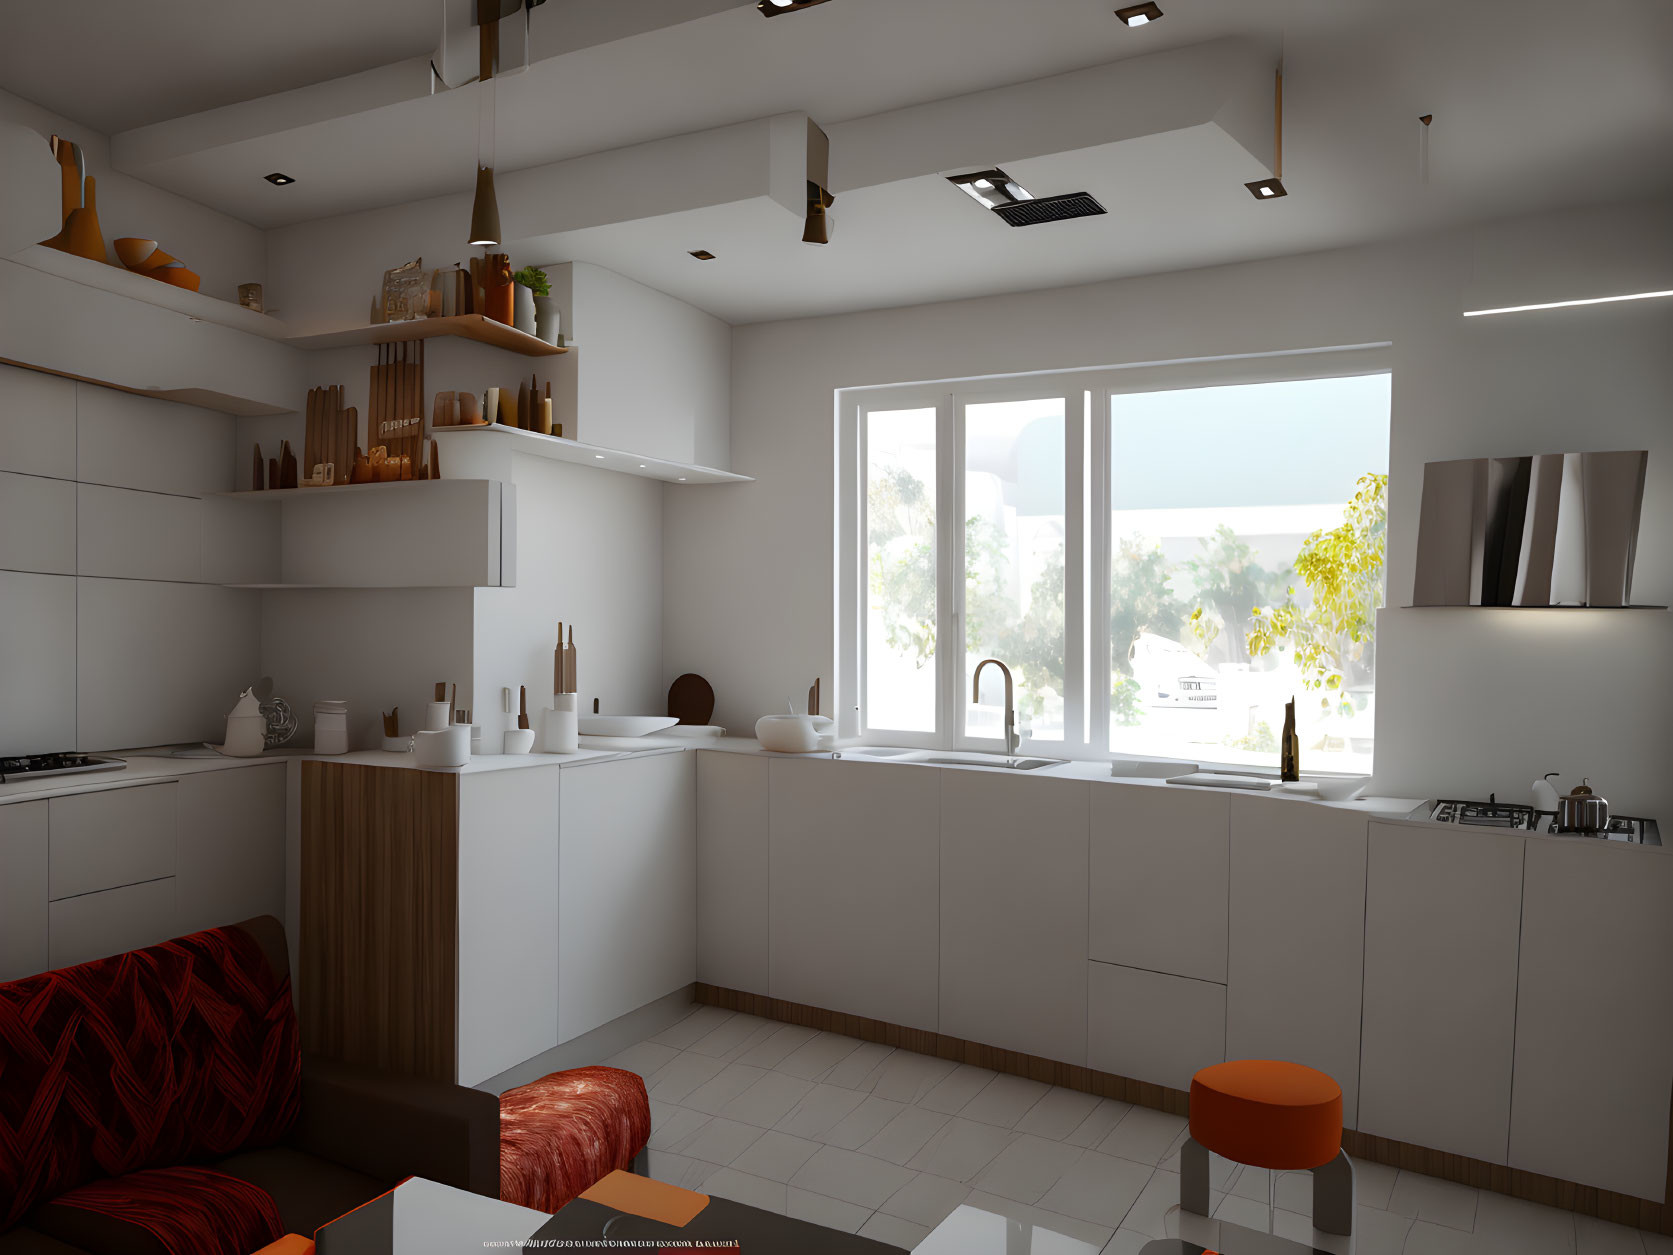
[{"xmin": 1182, "ymin": 1059, "xmax": 1354, "ymax": 1236}]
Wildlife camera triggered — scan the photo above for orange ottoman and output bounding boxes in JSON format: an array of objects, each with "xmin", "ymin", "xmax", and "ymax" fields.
[
  {"xmin": 1182, "ymin": 1060, "xmax": 1354, "ymax": 1236},
  {"xmin": 499, "ymin": 1066, "xmax": 652, "ymax": 1214}
]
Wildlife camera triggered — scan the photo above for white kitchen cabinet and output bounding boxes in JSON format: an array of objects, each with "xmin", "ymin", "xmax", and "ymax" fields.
[
  {"xmin": 1090, "ymin": 783, "xmax": 1228, "ymax": 983},
  {"xmin": 74, "ymin": 385, "xmax": 232, "ymax": 497},
  {"xmin": 457, "ymin": 764, "xmax": 562, "ymax": 1087},
  {"xmin": 940, "ymin": 772, "xmax": 1090, "ymax": 1064},
  {"xmin": 0, "ymin": 571, "xmax": 76, "ymax": 758},
  {"xmin": 0, "ymin": 802, "xmax": 49, "ymax": 980},
  {"xmin": 1509, "ymin": 840, "xmax": 1673, "ymax": 1201},
  {"xmin": 1358, "ymin": 822, "xmax": 1524, "ymax": 1164},
  {"xmin": 176, "ymin": 764, "xmax": 286, "ymax": 935},
  {"xmin": 77, "ymin": 483, "xmax": 204, "ymax": 583},
  {"xmin": 0, "ymin": 362, "xmax": 76, "ymax": 480},
  {"xmin": 0, "ymin": 470, "xmax": 76, "ymax": 574},
  {"xmin": 559, "ymin": 752, "xmax": 696, "ymax": 1043},
  {"xmin": 48, "ymin": 783, "xmax": 177, "ymax": 901},
  {"xmin": 769, "ymin": 758, "xmax": 941, "ymax": 1032},
  {"xmin": 1088, "ymin": 961, "xmax": 1225, "ymax": 1090},
  {"xmin": 696, "ymin": 751, "xmax": 769, "ymax": 995},
  {"xmin": 1225, "ymin": 796, "xmax": 1368, "ymax": 1125},
  {"xmin": 49, "ymin": 877, "xmax": 177, "ymax": 969}
]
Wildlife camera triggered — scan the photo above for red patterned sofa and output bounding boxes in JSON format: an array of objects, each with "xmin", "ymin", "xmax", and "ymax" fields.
[{"xmin": 0, "ymin": 917, "xmax": 499, "ymax": 1255}]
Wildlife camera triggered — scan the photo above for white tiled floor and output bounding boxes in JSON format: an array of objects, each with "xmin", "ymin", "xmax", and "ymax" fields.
[{"xmin": 609, "ymin": 1005, "xmax": 1666, "ymax": 1255}]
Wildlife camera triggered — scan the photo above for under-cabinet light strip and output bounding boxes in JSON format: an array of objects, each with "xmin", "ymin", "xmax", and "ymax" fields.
[{"xmin": 1463, "ymin": 288, "xmax": 1673, "ymax": 317}]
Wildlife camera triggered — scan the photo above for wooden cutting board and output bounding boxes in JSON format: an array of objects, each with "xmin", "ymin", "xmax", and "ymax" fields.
[{"xmin": 667, "ymin": 673, "xmax": 716, "ymax": 726}]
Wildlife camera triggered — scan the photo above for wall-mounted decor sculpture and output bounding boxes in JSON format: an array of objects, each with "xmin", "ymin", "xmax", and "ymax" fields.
[
  {"xmin": 39, "ymin": 134, "xmax": 105, "ymax": 262},
  {"xmin": 1413, "ymin": 450, "xmax": 1649, "ymax": 607},
  {"xmin": 114, "ymin": 237, "xmax": 201, "ymax": 292}
]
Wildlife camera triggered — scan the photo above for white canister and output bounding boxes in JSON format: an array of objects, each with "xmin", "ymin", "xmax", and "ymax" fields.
[
  {"xmin": 313, "ymin": 700, "xmax": 349, "ymax": 755},
  {"xmin": 542, "ymin": 695, "xmax": 579, "ymax": 754},
  {"xmin": 425, "ymin": 701, "xmax": 452, "ymax": 733},
  {"xmin": 503, "ymin": 728, "xmax": 536, "ymax": 755},
  {"xmin": 414, "ymin": 725, "xmax": 470, "ymax": 769}
]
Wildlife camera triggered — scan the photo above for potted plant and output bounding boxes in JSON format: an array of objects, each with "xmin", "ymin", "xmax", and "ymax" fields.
[{"xmin": 513, "ymin": 265, "xmax": 562, "ymax": 345}]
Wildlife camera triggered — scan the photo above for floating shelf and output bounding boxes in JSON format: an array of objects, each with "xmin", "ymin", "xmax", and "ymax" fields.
[
  {"xmin": 10, "ymin": 244, "xmax": 291, "ymax": 340},
  {"xmin": 1396, "ymin": 604, "xmax": 1668, "ymax": 611},
  {"xmin": 432, "ymin": 423, "xmax": 751, "ymax": 485},
  {"xmin": 212, "ymin": 478, "xmax": 457, "ymax": 500},
  {"xmin": 287, "ymin": 315, "xmax": 570, "ymax": 357}
]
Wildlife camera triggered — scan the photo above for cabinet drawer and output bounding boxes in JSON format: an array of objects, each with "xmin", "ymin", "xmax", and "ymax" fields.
[
  {"xmin": 1088, "ymin": 961, "xmax": 1225, "ymax": 1091},
  {"xmin": 49, "ymin": 877, "xmax": 177, "ymax": 969},
  {"xmin": 0, "ymin": 801, "xmax": 49, "ymax": 981},
  {"xmin": 49, "ymin": 784, "xmax": 177, "ymax": 900}
]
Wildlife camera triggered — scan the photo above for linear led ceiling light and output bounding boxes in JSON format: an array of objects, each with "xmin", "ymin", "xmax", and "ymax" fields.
[
  {"xmin": 1114, "ymin": 3, "xmax": 1163, "ymax": 26},
  {"xmin": 1463, "ymin": 289, "xmax": 1673, "ymax": 317},
  {"xmin": 758, "ymin": 0, "xmax": 835, "ymax": 14},
  {"xmin": 1245, "ymin": 68, "xmax": 1288, "ymax": 200}
]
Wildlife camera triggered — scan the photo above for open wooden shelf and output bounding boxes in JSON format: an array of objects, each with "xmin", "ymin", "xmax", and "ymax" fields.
[
  {"xmin": 287, "ymin": 315, "xmax": 571, "ymax": 357},
  {"xmin": 212, "ymin": 478, "xmax": 459, "ymax": 501},
  {"xmin": 431, "ymin": 422, "xmax": 751, "ymax": 485}
]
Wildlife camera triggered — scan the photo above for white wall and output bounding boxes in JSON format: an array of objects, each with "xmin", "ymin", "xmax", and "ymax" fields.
[
  {"xmin": 0, "ymin": 89, "xmax": 265, "ymax": 303},
  {"xmin": 663, "ymin": 196, "xmax": 1673, "ymax": 822},
  {"xmin": 470, "ymin": 453, "xmax": 665, "ymax": 747}
]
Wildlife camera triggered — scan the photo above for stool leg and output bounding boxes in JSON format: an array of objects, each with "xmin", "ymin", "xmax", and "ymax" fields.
[
  {"xmin": 1311, "ymin": 1149, "xmax": 1355, "ymax": 1236},
  {"xmin": 1180, "ymin": 1137, "xmax": 1212, "ymax": 1218}
]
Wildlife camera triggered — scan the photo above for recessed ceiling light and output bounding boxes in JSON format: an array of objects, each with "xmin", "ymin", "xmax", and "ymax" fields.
[
  {"xmin": 689, "ymin": 250, "xmax": 717, "ymax": 261},
  {"xmin": 1245, "ymin": 177, "xmax": 1287, "ymax": 200},
  {"xmin": 678, "ymin": 477, "xmax": 687, "ymax": 482},
  {"xmin": 1114, "ymin": 3, "xmax": 1163, "ymax": 26},
  {"xmin": 757, "ymin": 0, "xmax": 834, "ymax": 14},
  {"xmin": 594, "ymin": 454, "xmax": 605, "ymax": 459},
  {"xmin": 948, "ymin": 168, "xmax": 1034, "ymax": 211},
  {"xmin": 264, "ymin": 172, "xmax": 295, "ymax": 185}
]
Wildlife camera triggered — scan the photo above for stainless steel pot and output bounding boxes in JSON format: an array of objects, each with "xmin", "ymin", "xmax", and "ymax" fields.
[{"xmin": 1557, "ymin": 779, "xmax": 1610, "ymax": 832}]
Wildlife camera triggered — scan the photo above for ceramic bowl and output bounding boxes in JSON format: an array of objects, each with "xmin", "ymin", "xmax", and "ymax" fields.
[
  {"xmin": 502, "ymin": 728, "xmax": 536, "ymax": 755},
  {"xmin": 1314, "ymin": 775, "xmax": 1370, "ymax": 801},
  {"xmin": 414, "ymin": 725, "xmax": 470, "ymax": 769},
  {"xmin": 756, "ymin": 714, "xmax": 821, "ymax": 754}
]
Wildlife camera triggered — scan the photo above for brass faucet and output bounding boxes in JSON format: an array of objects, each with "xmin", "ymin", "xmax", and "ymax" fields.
[{"xmin": 972, "ymin": 658, "xmax": 1020, "ymax": 757}]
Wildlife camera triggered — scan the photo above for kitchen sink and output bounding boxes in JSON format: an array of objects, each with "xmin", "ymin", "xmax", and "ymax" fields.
[{"xmin": 914, "ymin": 755, "xmax": 1064, "ymax": 771}]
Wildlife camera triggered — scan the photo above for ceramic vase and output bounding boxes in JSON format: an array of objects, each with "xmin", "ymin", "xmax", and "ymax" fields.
[
  {"xmin": 534, "ymin": 295, "xmax": 561, "ymax": 345},
  {"xmin": 513, "ymin": 283, "xmax": 538, "ymax": 336}
]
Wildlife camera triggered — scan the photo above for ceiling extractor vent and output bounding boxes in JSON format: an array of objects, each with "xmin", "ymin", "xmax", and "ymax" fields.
[{"xmin": 993, "ymin": 192, "xmax": 1107, "ymax": 227}]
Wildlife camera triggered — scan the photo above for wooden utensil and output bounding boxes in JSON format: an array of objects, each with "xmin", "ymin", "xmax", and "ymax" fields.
[
  {"xmin": 554, "ymin": 622, "xmax": 564, "ymax": 696},
  {"xmin": 251, "ymin": 444, "xmax": 264, "ymax": 491},
  {"xmin": 518, "ymin": 686, "xmax": 530, "ymax": 731},
  {"xmin": 382, "ymin": 709, "xmax": 400, "ymax": 738},
  {"xmin": 435, "ymin": 682, "xmax": 447, "ymax": 703},
  {"xmin": 667, "ymin": 674, "xmax": 716, "ymax": 726}
]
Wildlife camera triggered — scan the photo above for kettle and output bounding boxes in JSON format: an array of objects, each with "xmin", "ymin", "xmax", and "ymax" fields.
[{"xmin": 1557, "ymin": 779, "xmax": 1609, "ymax": 833}]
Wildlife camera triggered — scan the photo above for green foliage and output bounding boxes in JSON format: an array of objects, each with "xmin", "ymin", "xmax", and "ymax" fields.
[
  {"xmin": 1184, "ymin": 525, "xmax": 1293, "ymax": 664},
  {"xmin": 868, "ymin": 467, "xmax": 937, "ymax": 667},
  {"xmin": 1246, "ymin": 473, "xmax": 1389, "ymax": 711},
  {"xmin": 1224, "ymin": 720, "xmax": 1278, "ymax": 753},
  {"xmin": 1110, "ymin": 674, "xmax": 1143, "ymax": 727},
  {"xmin": 512, "ymin": 266, "xmax": 551, "ymax": 296},
  {"xmin": 1110, "ymin": 536, "xmax": 1186, "ymax": 676}
]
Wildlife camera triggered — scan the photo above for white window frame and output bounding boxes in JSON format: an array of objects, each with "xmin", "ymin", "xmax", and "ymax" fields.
[{"xmin": 838, "ymin": 345, "xmax": 1392, "ymax": 764}]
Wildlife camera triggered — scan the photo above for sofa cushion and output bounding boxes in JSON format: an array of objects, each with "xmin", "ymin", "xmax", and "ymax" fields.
[
  {"xmin": 499, "ymin": 1067, "xmax": 651, "ymax": 1213},
  {"xmin": 0, "ymin": 1227, "xmax": 86, "ymax": 1254},
  {"xmin": 214, "ymin": 1147, "xmax": 386, "ymax": 1238},
  {"xmin": 27, "ymin": 1166, "xmax": 283, "ymax": 1255},
  {"xmin": 0, "ymin": 924, "xmax": 300, "ymax": 1229}
]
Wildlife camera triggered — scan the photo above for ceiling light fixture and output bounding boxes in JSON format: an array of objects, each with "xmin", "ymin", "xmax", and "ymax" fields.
[
  {"xmin": 1244, "ymin": 68, "xmax": 1288, "ymax": 200},
  {"xmin": 803, "ymin": 120, "xmax": 835, "ymax": 245},
  {"xmin": 1114, "ymin": 3, "xmax": 1163, "ymax": 26},
  {"xmin": 264, "ymin": 173, "xmax": 295, "ymax": 185},
  {"xmin": 948, "ymin": 169, "xmax": 1106, "ymax": 227},
  {"xmin": 949, "ymin": 168, "xmax": 1036, "ymax": 211},
  {"xmin": 689, "ymin": 249, "xmax": 717, "ymax": 261},
  {"xmin": 1462, "ymin": 288, "xmax": 1673, "ymax": 318},
  {"xmin": 757, "ymin": 0, "xmax": 835, "ymax": 15},
  {"xmin": 468, "ymin": 7, "xmax": 503, "ymax": 246}
]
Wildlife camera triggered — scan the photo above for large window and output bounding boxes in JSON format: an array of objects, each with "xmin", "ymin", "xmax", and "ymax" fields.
[{"xmin": 845, "ymin": 357, "xmax": 1391, "ymax": 771}]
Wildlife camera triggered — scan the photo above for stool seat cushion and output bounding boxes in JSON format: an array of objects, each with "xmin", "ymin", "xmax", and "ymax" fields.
[
  {"xmin": 1189, "ymin": 1060, "xmax": 1342, "ymax": 1171},
  {"xmin": 499, "ymin": 1067, "xmax": 651, "ymax": 1213}
]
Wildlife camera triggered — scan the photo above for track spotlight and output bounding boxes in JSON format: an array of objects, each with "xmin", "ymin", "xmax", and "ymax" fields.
[
  {"xmin": 264, "ymin": 173, "xmax": 295, "ymax": 185},
  {"xmin": 803, "ymin": 182, "xmax": 836, "ymax": 245},
  {"xmin": 1245, "ymin": 69, "xmax": 1288, "ymax": 202}
]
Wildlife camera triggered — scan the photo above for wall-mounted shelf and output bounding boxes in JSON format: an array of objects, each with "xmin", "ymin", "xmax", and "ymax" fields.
[
  {"xmin": 1396, "ymin": 604, "xmax": 1668, "ymax": 611},
  {"xmin": 432, "ymin": 423, "xmax": 751, "ymax": 485},
  {"xmin": 287, "ymin": 315, "xmax": 570, "ymax": 357},
  {"xmin": 213, "ymin": 478, "xmax": 455, "ymax": 501}
]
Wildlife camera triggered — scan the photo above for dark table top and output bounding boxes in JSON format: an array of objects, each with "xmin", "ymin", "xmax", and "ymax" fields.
[{"xmin": 528, "ymin": 1195, "xmax": 907, "ymax": 1254}]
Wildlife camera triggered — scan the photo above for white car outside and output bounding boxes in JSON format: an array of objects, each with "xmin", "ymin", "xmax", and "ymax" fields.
[{"xmin": 1129, "ymin": 632, "xmax": 1219, "ymax": 709}]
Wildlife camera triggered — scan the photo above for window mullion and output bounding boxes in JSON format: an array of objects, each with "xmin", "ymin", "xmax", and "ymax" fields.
[
  {"xmin": 1061, "ymin": 391, "xmax": 1085, "ymax": 754},
  {"xmin": 1091, "ymin": 383, "xmax": 1113, "ymax": 757},
  {"xmin": 937, "ymin": 392, "xmax": 961, "ymax": 750}
]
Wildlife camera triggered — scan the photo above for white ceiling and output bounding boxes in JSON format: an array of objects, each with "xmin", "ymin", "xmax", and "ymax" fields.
[{"xmin": 6, "ymin": 0, "xmax": 1671, "ymax": 324}]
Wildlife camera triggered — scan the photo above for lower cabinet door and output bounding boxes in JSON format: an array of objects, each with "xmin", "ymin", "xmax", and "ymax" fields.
[
  {"xmin": 940, "ymin": 773, "xmax": 1090, "ymax": 1065},
  {"xmin": 696, "ymin": 752, "xmax": 770, "ymax": 996},
  {"xmin": 559, "ymin": 752, "xmax": 697, "ymax": 1044},
  {"xmin": 0, "ymin": 801, "xmax": 49, "ymax": 980},
  {"xmin": 176, "ymin": 765, "xmax": 286, "ymax": 935},
  {"xmin": 49, "ymin": 878, "xmax": 176, "ymax": 969},
  {"xmin": 1088, "ymin": 961, "xmax": 1225, "ymax": 1091},
  {"xmin": 768, "ymin": 758, "xmax": 941, "ymax": 1032},
  {"xmin": 1510, "ymin": 840, "xmax": 1673, "ymax": 1200}
]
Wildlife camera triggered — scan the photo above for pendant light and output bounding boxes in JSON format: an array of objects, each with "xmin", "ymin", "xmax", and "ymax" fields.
[
  {"xmin": 1244, "ymin": 66, "xmax": 1288, "ymax": 200},
  {"xmin": 469, "ymin": 7, "xmax": 502, "ymax": 246}
]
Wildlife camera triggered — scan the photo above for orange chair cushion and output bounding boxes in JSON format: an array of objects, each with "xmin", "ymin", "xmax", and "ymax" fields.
[
  {"xmin": 1189, "ymin": 1059, "xmax": 1343, "ymax": 1171},
  {"xmin": 253, "ymin": 1238, "xmax": 316, "ymax": 1255}
]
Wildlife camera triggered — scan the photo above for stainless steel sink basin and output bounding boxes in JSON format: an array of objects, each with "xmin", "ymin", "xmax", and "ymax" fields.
[{"xmin": 913, "ymin": 755, "xmax": 1065, "ymax": 771}]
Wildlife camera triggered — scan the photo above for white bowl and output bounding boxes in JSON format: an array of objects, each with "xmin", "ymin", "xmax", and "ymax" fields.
[
  {"xmin": 502, "ymin": 728, "xmax": 536, "ymax": 755},
  {"xmin": 1313, "ymin": 775, "xmax": 1370, "ymax": 801},
  {"xmin": 756, "ymin": 714, "xmax": 822, "ymax": 753}
]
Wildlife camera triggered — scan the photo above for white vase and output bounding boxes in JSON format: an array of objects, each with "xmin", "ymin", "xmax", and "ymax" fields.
[
  {"xmin": 513, "ymin": 283, "xmax": 538, "ymax": 336},
  {"xmin": 534, "ymin": 295, "xmax": 562, "ymax": 346}
]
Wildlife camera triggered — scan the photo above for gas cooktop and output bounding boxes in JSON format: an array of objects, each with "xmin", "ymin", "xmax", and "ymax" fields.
[
  {"xmin": 1424, "ymin": 799, "xmax": 1660, "ymax": 845},
  {"xmin": 0, "ymin": 753, "xmax": 127, "ymax": 781}
]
